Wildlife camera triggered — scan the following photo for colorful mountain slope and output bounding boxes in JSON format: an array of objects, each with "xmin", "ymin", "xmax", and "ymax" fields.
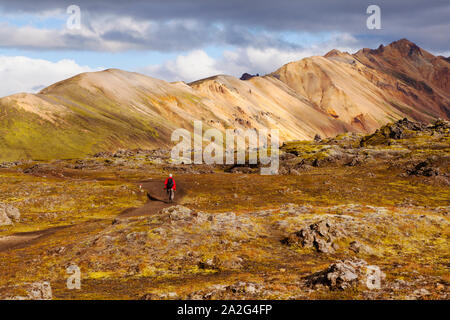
[{"xmin": 0, "ymin": 39, "xmax": 448, "ymax": 161}]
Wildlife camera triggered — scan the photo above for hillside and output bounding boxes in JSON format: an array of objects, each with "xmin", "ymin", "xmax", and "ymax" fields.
[{"xmin": 0, "ymin": 39, "xmax": 449, "ymax": 161}]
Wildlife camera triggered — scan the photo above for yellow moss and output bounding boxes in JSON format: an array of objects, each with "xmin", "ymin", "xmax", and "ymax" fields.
[{"xmin": 87, "ymin": 271, "xmax": 116, "ymax": 279}]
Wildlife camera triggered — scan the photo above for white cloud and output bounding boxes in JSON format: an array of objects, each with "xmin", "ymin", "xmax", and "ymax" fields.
[
  {"xmin": 0, "ymin": 56, "xmax": 96, "ymax": 97},
  {"xmin": 141, "ymin": 50, "xmax": 223, "ymax": 82},
  {"xmin": 435, "ymin": 50, "xmax": 450, "ymax": 57},
  {"xmin": 139, "ymin": 34, "xmax": 361, "ymax": 82},
  {"xmin": 219, "ymin": 33, "xmax": 360, "ymax": 75},
  {"xmin": 0, "ymin": 17, "xmax": 217, "ymax": 52},
  {"xmin": 0, "ymin": 21, "xmax": 135, "ymax": 52}
]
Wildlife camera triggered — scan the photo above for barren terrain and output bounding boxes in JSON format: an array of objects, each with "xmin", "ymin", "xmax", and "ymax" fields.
[{"xmin": 0, "ymin": 119, "xmax": 448, "ymax": 300}]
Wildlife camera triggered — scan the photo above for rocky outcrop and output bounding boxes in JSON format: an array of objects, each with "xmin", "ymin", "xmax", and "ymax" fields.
[
  {"xmin": 140, "ymin": 292, "xmax": 179, "ymax": 300},
  {"xmin": 198, "ymin": 255, "xmax": 244, "ymax": 271},
  {"xmin": 186, "ymin": 281, "xmax": 263, "ymax": 300},
  {"xmin": 0, "ymin": 203, "xmax": 20, "ymax": 226},
  {"xmin": 314, "ymin": 134, "xmax": 322, "ymax": 142},
  {"xmin": 387, "ymin": 118, "xmax": 427, "ymax": 139},
  {"xmin": 239, "ymin": 73, "xmax": 259, "ymax": 80},
  {"xmin": 0, "ymin": 161, "xmax": 27, "ymax": 168},
  {"xmin": 7, "ymin": 282, "xmax": 52, "ymax": 300},
  {"xmin": 360, "ymin": 118, "xmax": 427, "ymax": 146},
  {"xmin": 407, "ymin": 159, "xmax": 442, "ymax": 177},
  {"xmin": 282, "ymin": 220, "xmax": 345, "ymax": 253},
  {"xmin": 141, "ymin": 281, "xmax": 263, "ymax": 300},
  {"xmin": 348, "ymin": 240, "xmax": 373, "ymax": 254},
  {"xmin": 27, "ymin": 282, "xmax": 53, "ymax": 300},
  {"xmin": 161, "ymin": 205, "xmax": 193, "ymax": 220},
  {"xmin": 428, "ymin": 119, "xmax": 450, "ymax": 133},
  {"xmin": 0, "ymin": 210, "xmax": 11, "ymax": 226},
  {"xmin": 306, "ymin": 259, "xmax": 385, "ymax": 290},
  {"xmin": 361, "ymin": 118, "xmax": 450, "ymax": 147}
]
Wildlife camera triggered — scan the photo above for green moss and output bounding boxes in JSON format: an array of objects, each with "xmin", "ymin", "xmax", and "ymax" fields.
[
  {"xmin": 0, "ymin": 91, "xmax": 161, "ymax": 161},
  {"xmin": 282, "ymin": 141, "xmax": 323, "ymax": 155}
]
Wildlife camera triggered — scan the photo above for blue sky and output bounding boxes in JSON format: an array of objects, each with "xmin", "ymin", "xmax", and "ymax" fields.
[{"xmin": 0, "ymin": 0, "xmax": 448, "ymax": 97}]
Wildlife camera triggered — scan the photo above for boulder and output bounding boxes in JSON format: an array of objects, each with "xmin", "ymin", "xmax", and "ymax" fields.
[
  {"xmin": 349, "ymin": 240, "xmax": 373, "ymax": 254},
  {"xmin": 198, "ymin": 255, "xmax": 244, "ymax": 271},
  {"xmin": 229, "ymin": 166, "xmax": 254, "ymax": 174},
  {"xmin": 0, "ymin": 211, "xmax": 12, "ymax": 226},
  {"xmin": 140, "ymin": 291, "xmax": 178, "ymax": 300},
  {"xmin": 345, "ymin": 155, "xmax": 363, "ymax": 167},
  {"xmin": 28, "ymin": 282, "xmax": 53, "ymax": 300},
  {"xmin": 162, "ymin": 205, "xmax": 192, "ymax": 220},
  {"xmin": 314, "ymin": 134, "xmax": 322, "ymax": 142},
  {"xmin": 407, "ymin": 159, "xmax": 442, "ymax": 177},
  {"xmin": 388, "ymin": 118, "xmax": 425, "ymax": 139},
  {"xmin": 0, "ymin": 203, "xmax": 20, "ymax": 226},
  {"xmin": 407, "ymin": 288, "xmax": 432, "ymax": 300},
  {"xmin": 0, "ymin": 161, "xmax": 23, "ymax": 168},
  {"xmin": 428, "ymin": 119, "xmax": 450, "ymax": 133},
  {"xmin": 360, "ymin": 118, "xmax": 427, "ymax": 146},
  {"xmin": 306, "ymin": 259, "xmax": 385, "ymax": 290},
  {"xmin": 186, "ymin": 282, "xmax": 262, "ymax": 300},
  {"xmin": 198, "ymin": 256, "xmax": 221, "ymax": 270},
  {"xmin": 282, "ymin": 220, "xmax": 345, "ymax": 253},
  {"xmin": 93, "ymin": 151, "xmax": 114, "ymax": 158},
  {"xmin": 240, "ymin": 73, "xmax": 259, "ymax": 81},
  {"xmin": 10, "ymin": 282, "xmax": 53, "ymax": 300}
]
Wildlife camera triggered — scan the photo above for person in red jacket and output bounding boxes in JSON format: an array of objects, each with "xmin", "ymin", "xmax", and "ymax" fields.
[{"xmin": 164, "ymin": 174, "xmax": 176, "ymax": 202}]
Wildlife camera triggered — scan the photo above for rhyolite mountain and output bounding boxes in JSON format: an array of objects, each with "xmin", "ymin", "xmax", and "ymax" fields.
[{"xmin": 0, "ymin": 39, "xmax": 449, "ymax": 161}]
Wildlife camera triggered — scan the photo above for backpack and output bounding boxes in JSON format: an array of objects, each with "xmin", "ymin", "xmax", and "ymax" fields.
[{"xmin": 166, "ymin": 178, "xmax": 174, "ymax": 189}]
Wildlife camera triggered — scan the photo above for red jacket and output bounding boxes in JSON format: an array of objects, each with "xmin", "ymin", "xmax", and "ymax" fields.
[{"xmin": 164, "ymin": 177, "xmax": 176, "ymax": 190}]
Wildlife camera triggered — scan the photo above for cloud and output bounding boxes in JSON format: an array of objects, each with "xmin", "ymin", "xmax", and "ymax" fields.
[
  {"xmin": 0, "ymin": 56, "xmax": 97, "ymax": 97},
  {"xmin": 0, "ymin": 20, "xmax": 150, "ymax": 52},
  {"xmin": 0, "ymin": 0, "xmax": 449, "ymax": 52},
  {"xmin": 0, "ymin": 17, "xmax": 304, "ymax": 52},
  {"xmin": 141, "ymin": 50, "xmax": 222, "ymax": 82},
  {"xmin": 139, "ymin": 33, "xmax": 361, "ymax": 82}
]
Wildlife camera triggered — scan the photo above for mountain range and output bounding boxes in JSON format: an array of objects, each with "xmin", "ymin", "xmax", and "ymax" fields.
[{"xmin": 0, "ymin": 39, "xmax": 449, "ymax": 161}]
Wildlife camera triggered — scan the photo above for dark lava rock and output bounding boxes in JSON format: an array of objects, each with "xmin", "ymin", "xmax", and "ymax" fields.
[
  {"xmin": 240, "ymin": 73, "xmax": 259, "ymax": 80},
  {"xmin": 360, "ymin": 118, "xmax": 427, "ymax": 146},
  {"xmin": 407, "ymin": 159, "xmax": 441, "ymax": 177}
]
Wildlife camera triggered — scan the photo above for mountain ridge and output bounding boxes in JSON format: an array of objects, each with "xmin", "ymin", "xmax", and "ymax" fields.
[{"xmin": 0, "ymin": 39, "xmax": 449, "ymax": 161}]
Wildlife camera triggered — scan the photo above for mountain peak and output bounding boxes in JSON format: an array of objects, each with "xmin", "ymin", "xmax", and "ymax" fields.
[
  {"xmin": 386, "ymin": 38, "xmax": 423, "ymax": 56},
  {"xmin": 391, "ymin": 38, "xmax": 416, "ymax": 46},
  {"xmin": 323, "ymin": 49, "xmax": 356, "ymax": 65},
  {"xmin": 324, "ymin": 49, "xmax": 344, "ymax": 57},
  {"xmin": 356, "ymin": 39, "xmax": 423, "ymax": 58}
]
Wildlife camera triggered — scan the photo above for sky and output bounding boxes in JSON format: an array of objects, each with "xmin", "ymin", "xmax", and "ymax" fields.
[{"xmin": 0, "ymin": 0, "xmax": 449, "ymax": 97}]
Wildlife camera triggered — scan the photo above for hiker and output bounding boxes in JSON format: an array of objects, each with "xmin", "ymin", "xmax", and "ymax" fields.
[{"xmin": 164, "ymin": 174, "xmax": 176, "ymax": 202}]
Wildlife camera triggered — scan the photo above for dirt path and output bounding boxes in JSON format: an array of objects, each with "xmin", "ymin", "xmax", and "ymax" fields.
[
  {"xmin": 0, "ymin": 226, "xmax": 68, "ymax": 253},
  {"xmin": 119, "ymin": 178, "xmax": 187, "ymax": 218},
  {"xmin": 0, "ymin": 177, "xmax": 188, "ymax": 252}
]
